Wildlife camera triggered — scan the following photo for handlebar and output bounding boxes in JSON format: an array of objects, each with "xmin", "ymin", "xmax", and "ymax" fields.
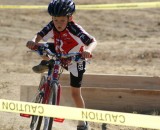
[
  {"xmin": 32, "ymin": 44, "xmax": 85, "ymax": 61},
  {"xmin": 30, "ymin": 43, "xmax": 92, "ymax": 65}
]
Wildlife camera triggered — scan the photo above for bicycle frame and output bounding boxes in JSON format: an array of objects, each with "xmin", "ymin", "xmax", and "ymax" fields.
[
  {"xmin": 20, "ymin": 59, "xmax": 64, "ymax": 124},
  {"xmin": 39, "ymin": 60, "xmax": 61, "ymax": 106}
]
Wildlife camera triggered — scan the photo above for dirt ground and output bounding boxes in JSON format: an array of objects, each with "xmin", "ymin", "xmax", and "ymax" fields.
[{"xmin": 0, "ymin": 0, "xmax": 160, "ymax": 130}]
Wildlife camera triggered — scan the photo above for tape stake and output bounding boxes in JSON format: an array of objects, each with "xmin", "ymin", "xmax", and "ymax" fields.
[{"xmin": 0, "ymin": 99, "xmax": 160, "ymax": 129}]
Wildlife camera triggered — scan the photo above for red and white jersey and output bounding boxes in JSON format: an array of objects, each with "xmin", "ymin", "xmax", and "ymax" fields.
[
  {"xmin": 37, "ymin": 20, "xmax": 96, "ymax": 54},
  {"xmin": 37, "ymin": 20, "xmax": 96, "ymax": 77}
]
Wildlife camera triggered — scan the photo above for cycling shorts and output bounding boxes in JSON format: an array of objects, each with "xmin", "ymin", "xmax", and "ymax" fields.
[{"xmin": 70, "ymin": 61, "xmax": 86, "ymax": 88}]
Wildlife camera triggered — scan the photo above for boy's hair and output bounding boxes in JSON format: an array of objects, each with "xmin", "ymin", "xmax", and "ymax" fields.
[{"xmin": 48, "ymin": 0, "xmax": 75, "ymax": 17}]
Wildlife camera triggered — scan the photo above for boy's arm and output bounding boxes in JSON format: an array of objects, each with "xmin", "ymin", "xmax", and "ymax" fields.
[
  {"xmin": 82, "ymin": 40, "xmax": 97, "ymax": 58},
  {"xmin": 32, "ymin": 34, "xmax": 43, "ymax": 43},
  {"xmin": 26, "ymin": 34, "xmax": 50, "ymax": 60},
  {"xmin": 26, "ymin": 34, "xmax": 43, "ymax": 50},
  {"xmin": 26, "ymin": 21, "xmax": 53, "ymax": 49},
  {"xmin": 85, "ymin": 41, "xmax": 97, "ymax": 53}
]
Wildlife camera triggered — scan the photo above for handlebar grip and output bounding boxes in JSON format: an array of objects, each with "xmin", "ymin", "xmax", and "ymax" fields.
[{"xmin": 30, "ymin": 45, "xmax": 44, "ymax": 56}]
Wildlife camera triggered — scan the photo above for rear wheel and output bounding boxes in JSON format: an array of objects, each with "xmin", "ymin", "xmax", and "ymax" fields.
[{"xmin": 43, "ymin": 82, "xmax": 58, "ymax": 130}]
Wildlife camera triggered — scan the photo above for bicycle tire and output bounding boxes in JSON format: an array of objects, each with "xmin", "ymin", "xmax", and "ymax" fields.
[
  {"xmin": 39, "ymin": 75, "xmax": 47, "ymax": 89},
  {"xmin": 43, "ymin": 82, "xmax": 58, "ymax": 130},
  {"xmin": 30, "ymin": 94, "xmax": 43, "ymax": 130},
  {"xmin": 30, "ymin": 75, "xmax": 47, "ymax": 130}
]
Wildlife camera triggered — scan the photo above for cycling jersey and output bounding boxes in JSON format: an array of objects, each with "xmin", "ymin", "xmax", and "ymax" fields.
[
  {"xmin": 38, "ymin": 20, "xmax": 95, "ymax": 53},
  {"xmin": 37, "ymin": 20, "xmax": 96, "ymax": 77}
]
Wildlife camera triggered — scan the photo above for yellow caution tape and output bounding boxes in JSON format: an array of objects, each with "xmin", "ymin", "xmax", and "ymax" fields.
[
  {"xmin": 0, "ymin": 2, "xmax": 160, "ymax": 10},
  {"xmin": 0, "ymin": 99, "xmax": 160, "ymax": 129},
  {"xmin": 0, "ymin": 5, "xmax": 47, "ymax": 9},
  {"xmin": 77, "ymin": 2, "xmax": 160, "ymax": 10}
]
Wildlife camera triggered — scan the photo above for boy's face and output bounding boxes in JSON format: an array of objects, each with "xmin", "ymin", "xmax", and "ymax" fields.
[{"xmin": 52, "ymin": 16, "xmax": 72, "ymax": 32}]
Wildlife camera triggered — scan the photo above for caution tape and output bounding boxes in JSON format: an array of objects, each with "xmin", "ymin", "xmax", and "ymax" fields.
[
  {"xmin": 77, "ymin": 2, "xmax": 160, "ymax": 10},
  {"xmin": 0, "ymin": 2, "xmax": 160, "ymax": 10},
  {"xmin": 0, "ymin": 99, "xmax": 160, "ymax": 129},
  {"xmin": 0, "ymin": 5, "xmax": 47, "ymax": 9}
]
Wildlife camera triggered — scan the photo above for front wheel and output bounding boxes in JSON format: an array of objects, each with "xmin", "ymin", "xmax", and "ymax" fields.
[
  {"xmin": 30, "ymin": 94, "xmax": 43, "ymax": 130},
  {"xmin": 43, "ymin": 82, "xmax": 58, "ymax": 130},
  {"xmin": 30, "ymin": 75, "xmax": 47, "ymax": 130}
]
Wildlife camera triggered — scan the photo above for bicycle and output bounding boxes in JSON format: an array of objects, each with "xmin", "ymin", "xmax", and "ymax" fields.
[{"xmin": 20, "ymin": 43, "xmax": 87, "ymax": 130}]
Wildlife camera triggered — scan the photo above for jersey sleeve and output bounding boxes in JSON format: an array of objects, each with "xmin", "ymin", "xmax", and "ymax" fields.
[
  {"xmin": 68, "ymin": 21, "xmax": 96, "ymax": 46},
  {"xmin": 37, "ymin": 21, "xmax": 54, "ymax": 41},
  {"xmin": 77, "ymin": 29, "xmax": 96, "ymax": 46}
]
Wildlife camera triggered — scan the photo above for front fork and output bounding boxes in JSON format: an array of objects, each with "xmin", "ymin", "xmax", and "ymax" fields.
[
  {"xmin": 51, "ymin": 60, "xmax": 61, "ymax": 105},
  {"xmin": 49, "ymin": 80, "xmax": 61, "ymax": 105}
]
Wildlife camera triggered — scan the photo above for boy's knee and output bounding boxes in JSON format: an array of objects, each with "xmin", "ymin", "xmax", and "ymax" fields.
[{"xmin": 71, "ymin": 87, "xmax": 81, "ymax": 98}]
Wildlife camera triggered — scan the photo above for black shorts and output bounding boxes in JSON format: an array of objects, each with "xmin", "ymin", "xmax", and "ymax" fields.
[{"xmin": 70, "ymin": 61, "xmax": 86, "ymax": 88}]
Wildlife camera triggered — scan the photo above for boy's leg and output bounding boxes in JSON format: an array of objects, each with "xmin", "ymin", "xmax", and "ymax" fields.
[
  {"xmin": 71, "ymin": 87, "xmax": 87, "ymax": 127},
  {"xmin": 70, "ymin": 64, "xmax": 88, "ymax": 129},
  {"xmin": 70, "ymin": 64, "xmax": 85, "ymax": 109},
  {"xmin": 71, "ymin": 87, "xmax": 85, "ymax": 108},
  {"xmin": 71, "ymin": 87, "xmax": 89, "ymax": 130}
]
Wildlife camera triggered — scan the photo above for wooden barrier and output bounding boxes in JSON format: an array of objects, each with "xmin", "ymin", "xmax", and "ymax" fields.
[
  {"xmin": 60, "ymin": 73, "xmax": 160, "ymax": 89},
  {"xmin": 21, "ymin": 73, "xmax": 160, "ymax": 113}
]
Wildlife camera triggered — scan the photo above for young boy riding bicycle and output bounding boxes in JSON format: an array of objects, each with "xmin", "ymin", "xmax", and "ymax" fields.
[{"xmin": 26, "ymin": 0, "xmax": 97, "ymax": 129}]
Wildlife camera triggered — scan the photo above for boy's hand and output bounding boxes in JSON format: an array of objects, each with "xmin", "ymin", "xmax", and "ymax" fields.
[
  {"xmin": 82, "ymin": 50, "xmax": 92, "ymax": 58},
  {"xmin": 26, "ymin": 41, "xmax": 37, "ymax": 50}
]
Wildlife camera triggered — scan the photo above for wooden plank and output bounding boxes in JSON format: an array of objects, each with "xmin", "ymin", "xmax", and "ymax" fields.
[
  {"xmin": 82, "ymin": 87, "xmax": 160, "ymax": 113},
  {"xmin": 20, "ymin": 85, "xmax": 75, "ymax": 107},
  {"xmin": 20, "ymin": 85, "xmax": 160, "ymax": 113},
  {"xmin": 59, "ymin": 73, "xmax": 160, "ymax": 90},
  {"xmin": 20, "ymin": 85, "xmax": 38, "ymax": 102},
  {"xmin": 21, "ymin": 74, "xmax": 160, "ymax": 113},
  {"xmin": 60, "ymin": 86, "xmax": 160, "ymax": 112}
]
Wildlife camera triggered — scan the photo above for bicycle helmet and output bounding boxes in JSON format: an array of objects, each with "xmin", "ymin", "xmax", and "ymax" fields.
[{"xmin": 48, "ymin": 0, "xmax": 75, "ymax": 16}]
